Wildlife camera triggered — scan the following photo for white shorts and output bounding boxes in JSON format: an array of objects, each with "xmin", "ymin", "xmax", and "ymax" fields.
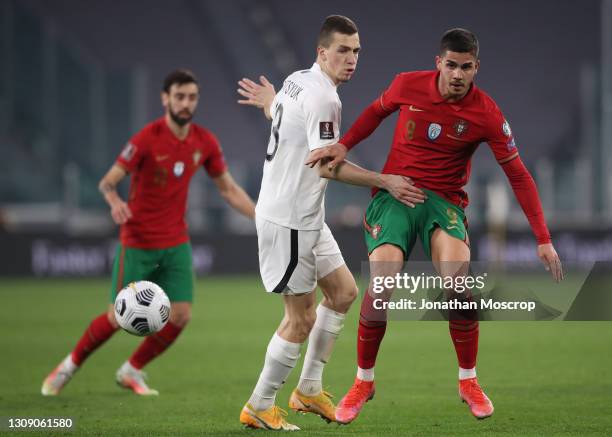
[{"xmin": 256, "ymin": 217, "xmax": 345, "ymax": 295}]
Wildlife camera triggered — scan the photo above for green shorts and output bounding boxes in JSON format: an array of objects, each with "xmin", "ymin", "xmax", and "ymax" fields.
[
  {"xmin": 110, "ymin": 242, "xmax": 195, "ymax": 303},
  {"xmin": 363, "ymin": 189, "xmax": 468, "ymax": 259}
]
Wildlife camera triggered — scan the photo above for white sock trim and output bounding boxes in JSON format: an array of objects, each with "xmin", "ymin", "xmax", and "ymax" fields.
[
  {"xmin": 268, "ymin": 333, "xmax": 301, "ymax": 367},
  {"xmin": 459, "ymin": 367, "xmax": 477, "ymax": 380},
  {"xmin": 357, "ymin": 367, "xmax": 375, "ymax": 382},
  {"xmin": 315, "ymin": 304, "xmax": 345, "ymax": 334},
  {"xmin": 63, "ymin": 354, "xmax": 78, "ymax": 373}
]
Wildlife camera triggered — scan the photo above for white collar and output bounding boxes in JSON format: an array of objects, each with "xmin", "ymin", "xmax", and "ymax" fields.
[{"xmin": 311, "ymin": 62, "xmax": 337, "ymax": 88}]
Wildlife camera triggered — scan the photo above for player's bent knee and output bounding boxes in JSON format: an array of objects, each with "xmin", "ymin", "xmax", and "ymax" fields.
[
  {"xmin": 106, "ymin": 306, "xmax": 119, "ymax": 329},
  {"xmin": 170, "ymin": 313, "xmax": 191, "ymax": 328},
  {"xmin": 347, "ymin": 283, "xmax": 359, "ymax": 304},
  {"xmin": 169, "ymin": 304, "xmax": 192, "ymax": 327},
  {"xmin": 331, "ymin": 283, "xmax": 358, "ymax": 312}
]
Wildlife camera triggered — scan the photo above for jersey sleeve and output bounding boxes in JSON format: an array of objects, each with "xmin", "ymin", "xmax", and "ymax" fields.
[
  {"xmin": 485, "ymin": 104, "xmax": 519, "ymax": 164},
  {"xmin": 500, "ymin": 157, "xmax": 551, "ymax": 244},
  {"xmin": 202, "ymin": 132, "xmax": 228, "ymax": 178},
  {"xmin": 115, "ymin": 129, "xmax": 149, "ymax": 173},
  {"xmin": 378, "ymin": 73, "xmax": 406, "ymax": 114},
  {"xmin": 304, "ymin": 92, "xmax": 341, "ymax": 151}
]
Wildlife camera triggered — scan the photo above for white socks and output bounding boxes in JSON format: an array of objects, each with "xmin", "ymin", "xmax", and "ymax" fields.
[
  {"xmin": 297, "ymin": 305, "xmax": 345, "ymax": 396},
  {"xmin": 459, "ymin": 367, "xmax": 477, "ymax": 380},
  {"xmin": 118, "ymin": 361, "xmax": 139, "ymax": 375},
  {"xmin": 248, "ymin": 333, "xmax": 301, "ymax": 411},
  {"xmin": 63, "ymin": 354, "xmax": 78, "ymax": 374},
  {"xmin": 357, "ymin": 367, "xmax": 375, "ymax": 382},
  {"xmin": 248, "ymin": 304, "xmax": 346, "ymax": 410}
]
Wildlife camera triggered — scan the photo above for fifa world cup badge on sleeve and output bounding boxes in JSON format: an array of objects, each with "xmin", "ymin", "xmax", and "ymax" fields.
[
  {"xmin": 502, "ymin": 120, "xmax": 512, "ymax": 137},
  {"xmin": 319, "ymin": 121, "xmax": 334, "ymax": 140},
  {"xmin": 121, "ymin": 143, "xmax": 136, "ymax": 161}
]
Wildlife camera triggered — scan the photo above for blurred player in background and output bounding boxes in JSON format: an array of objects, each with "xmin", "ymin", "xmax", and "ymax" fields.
[
  {"xmin": 236, "ymin": 15, "xmax": 425, "ymax": 430},
  {"xmin": 306, "ymin": 28, "xmax": 563, "ymax": 422},
  {"xmin": 42, "ymin": 69, "xmax": 255, "ymax": 396}
]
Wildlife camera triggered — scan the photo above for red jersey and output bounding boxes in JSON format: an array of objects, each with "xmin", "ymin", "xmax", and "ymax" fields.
[
  {"xmin": 115, "ymin": 117, "xmax": 227, "ymax": 249},
  {"xmin": 341, "ymin": 70, "xmax": 551, "ymax": 244},
  {"xmin": 348, "ymin": 71, "xmax": 517, "ymax": 209}
]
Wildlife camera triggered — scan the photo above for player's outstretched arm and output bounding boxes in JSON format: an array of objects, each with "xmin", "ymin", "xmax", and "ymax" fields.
[
  {"xmin": 500, "ymin": 156, "xmax": 563, "ymax": 282},
  {"xmin": 316, "ymin": 158, "xmax": 426, "ymax": 208},
  {"xmin": 99, "ymin": 164, "xmax": 132, "ymax": 225},
  {"xmin": 237, "ymin": 76, "xmax": 275, "ymax": 120},
  {"xmin": 212, "ymin": 171, "xmax": 256, "ymax": 219}
]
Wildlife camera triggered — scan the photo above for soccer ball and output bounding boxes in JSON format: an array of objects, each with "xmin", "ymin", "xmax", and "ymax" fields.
[{"xmin": 114, "ymin": 281, "xmax": 171, "ymax": 336}]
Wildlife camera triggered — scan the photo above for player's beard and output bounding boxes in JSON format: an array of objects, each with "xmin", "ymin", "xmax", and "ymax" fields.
[{"xmin": 169, "ymin": 108, "xmax": 193, "ymax": 127}]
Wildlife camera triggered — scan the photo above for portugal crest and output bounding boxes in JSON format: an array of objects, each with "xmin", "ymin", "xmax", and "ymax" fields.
[
  {"xmin": 446, "ymin": 208, "xmax": 459, "ymax": 225},
  {"xmin": 371, "ymin": 224, "xmax": 382, "ymax": 240},
  {"xmin": 173, "ymin": 161, "xmax": 185, "ymax": 177},
  {"xmin": 427, "ymin": 123, "xmax": 442, "ymax": 141},
  {"xmin": 193, "ymin": 150, "xmax": 202, "ymax": 165},
  {"xmin": 453, "ymin": 119, "xmax": 469, "ymax": 137}
]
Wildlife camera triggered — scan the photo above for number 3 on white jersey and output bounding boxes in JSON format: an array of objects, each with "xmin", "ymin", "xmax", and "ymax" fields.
[{"xmin": 266, "ymin": 103, "xmax": 284, "ymax": 161}]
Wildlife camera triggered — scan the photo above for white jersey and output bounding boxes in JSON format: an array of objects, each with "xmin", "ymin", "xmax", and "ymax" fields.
[{"xmin": 255, "ymin": 63, "xmax": 341, "ymax": 231}]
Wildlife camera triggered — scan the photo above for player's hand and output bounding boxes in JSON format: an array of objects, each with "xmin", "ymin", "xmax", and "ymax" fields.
[
  {"xmin": 110, "ymin": 200, "xmax": 132, "ymax": 225},
  {"xmin": 237, "ymin": 76, "xmax": 275, "ymax": 120},
  {"xmin": 537, "ymin": 243, "xmax": 563, "ymax": 282},
  {"xmin": 305, "ymin": 143, "xmax": 348, "ymax": 170},
  {"xmin": 380, "ymin": 174, "xmax": 427, "ymax": 208}
]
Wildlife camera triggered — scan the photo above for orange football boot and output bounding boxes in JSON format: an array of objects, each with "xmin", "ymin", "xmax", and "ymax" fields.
[
  {"xmin": 335, "ymin": 378, "xmax": 375, "ymax": 424},
  {"xmin": 459, "ymin": 377, "xmax": 494, "ymax": 419}
]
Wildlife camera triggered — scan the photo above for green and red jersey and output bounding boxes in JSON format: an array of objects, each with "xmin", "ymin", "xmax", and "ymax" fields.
[
  {"xmin": 341, "ymin": 70, "xmax": 551, "ymax": 244},
  {"xmin": 115, "ymin": 117, "xmax": 227, "ymax": 249}
]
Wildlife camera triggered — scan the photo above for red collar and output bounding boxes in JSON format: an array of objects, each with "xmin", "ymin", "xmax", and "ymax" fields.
[{"xmin": 160, "ymin": 117, "xmax": 193, "ymax": 143}]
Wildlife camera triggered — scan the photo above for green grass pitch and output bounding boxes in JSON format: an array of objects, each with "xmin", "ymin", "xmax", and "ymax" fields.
[{"xmin": 1, "ymin": 277, "xmax": 611, "ymax": 436}]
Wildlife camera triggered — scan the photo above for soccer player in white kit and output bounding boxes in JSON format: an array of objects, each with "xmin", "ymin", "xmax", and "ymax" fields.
[{"xmin": 237, "ymin": 15, "xmax": 425, "ymax": 430}]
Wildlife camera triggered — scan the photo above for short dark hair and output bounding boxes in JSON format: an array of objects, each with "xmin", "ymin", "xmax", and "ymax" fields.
[
  {"xmin": 162, "ymin": 69, "xmax": 198, "ymax": 93},
  {"xmin": 440, "ymin": 28, "xmax": 479, "ymax": 58},
  {"xmin": 317, "ymin": 15, "xmax": 358, "ymax": 48}
]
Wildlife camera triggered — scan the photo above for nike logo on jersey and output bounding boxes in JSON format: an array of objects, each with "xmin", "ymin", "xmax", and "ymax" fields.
[
  {"xmin": 156, "ymin": 154, "xmax": 169, "ymax": 161},
  {"xmin": 409, "ymin": 105, "xmax": 425, "ymax": 112},
  {"xmin": 447, "ymin": 225, "xmax": 458, "ymax": 230}
]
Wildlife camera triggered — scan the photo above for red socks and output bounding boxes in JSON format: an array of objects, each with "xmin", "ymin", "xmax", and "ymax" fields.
[
  {"xmin": 357, "ymin": 290, "xmax": 388, "ymax": 370},
  {"xmin": 128, "ymin": 322, "xmax": 183, "ymax": 369},
  {"xmin": 70, "ymin": 314, "xmax": 184, "ymax": 370},
  {"xmin": 71, "ymin": 313, "xmax": 118, "ymax": 366},
  {"xmin": 449, "ymin": 320, "xmax": 479, "ymax": 369},
  {"xmin": 357, "ymin": 319, "xmax": 387, "ymax": 370}
]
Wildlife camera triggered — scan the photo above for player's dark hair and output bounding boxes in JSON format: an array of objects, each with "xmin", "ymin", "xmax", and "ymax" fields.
[
  {"xmin": 317, "ymin": 15, "xmax": 358, "ymax": 48},
  {"xmin": 162, "ymin": 69, "xmax": 199, "ymax": 93},
  {"xmin": 440, "ymin": 28, "xmax": 479, "ymax": 58}
]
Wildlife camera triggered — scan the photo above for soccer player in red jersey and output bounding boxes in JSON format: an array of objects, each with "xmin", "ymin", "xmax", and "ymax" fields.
[
  {"xmin": 41, "ymin": 70, "xmax": 255, "ymax": 396},
  {"xmin": 307, "ymin": 28, "xmax": 563, "ymax": 421}
]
